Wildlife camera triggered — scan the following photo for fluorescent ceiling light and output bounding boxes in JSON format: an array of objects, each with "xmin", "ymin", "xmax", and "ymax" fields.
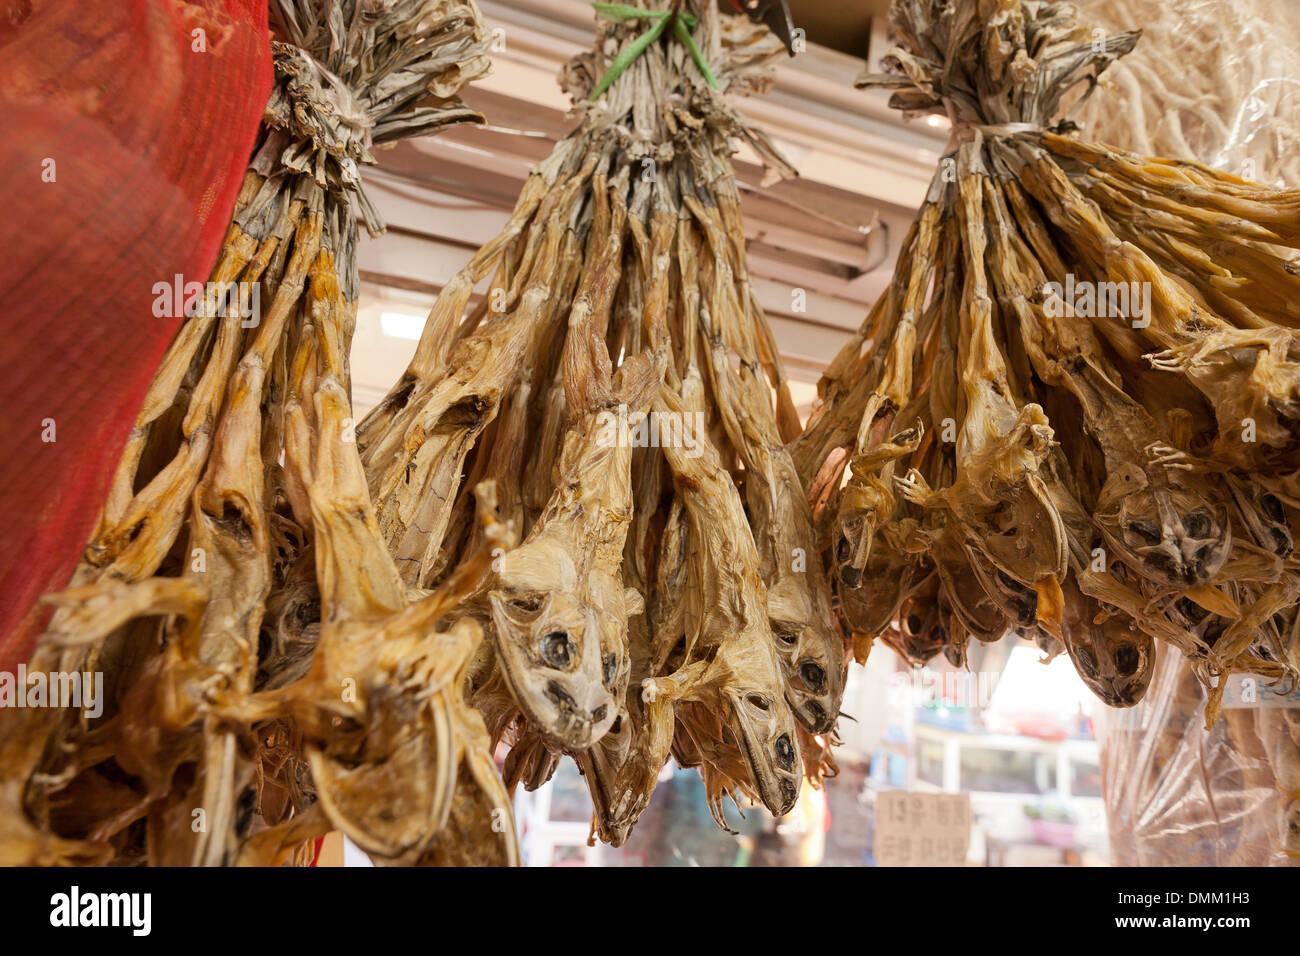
[{"xmin": 380, "ymin": 311, "xmax": 425, "ymax": 340}]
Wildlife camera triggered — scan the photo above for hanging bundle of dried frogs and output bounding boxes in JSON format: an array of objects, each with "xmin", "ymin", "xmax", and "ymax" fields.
[
  {"xmin": 356, "ymin": 0, "xmax": 845, "ymax": 846},
  {"xmin": 794, "ymin": 0, "xmax": 1300, "ymax": 726},
  {"xmin": 0, "ymin": 0, "xmax": 498, "ymax": 866}
]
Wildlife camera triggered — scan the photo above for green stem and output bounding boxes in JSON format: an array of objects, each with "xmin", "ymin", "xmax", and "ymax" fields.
[
  {"xmin": 672, "ymin": 15, "xmax": 719, "ymax": 90},
  {"xmin": 589, "ymin": 12, "xmax": 672, "ymax": 101},
  {"xmin": 588, "ymin": 4, "xmax": 718, "ymax": 102}
]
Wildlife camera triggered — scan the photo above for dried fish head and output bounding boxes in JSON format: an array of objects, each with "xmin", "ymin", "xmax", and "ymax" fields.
[
  {"xmin": 837, "ymin": 511, "xmax": 927, "ymax": 640},
  {"xmin": 488, "ymin": 566, "xmax": 616, "ymax": 750},
  {"xmin": 831, "ymin": 496, "xmax": 872, "ymax": 591},
  {"xmin": 766, "ymin": 579, "xmax": 845, "ymax": 734},
  {"xmin": 930, "ymin": 524, "xmax": 1007, "ymax": 643},
  {"xmin": 887, "ymin": 570, "xmax": 947, "ymax": 665},
  {"xmin": 833, "ymin": 467, "xmax": 893, "ymax": 592},
  {"xmin": 1097, "ymin": 461, "xmax": 1232, "ymax": 588},
  {"xmin": 482, "ymin": 353, "xmax": 652, "ymax": 752},
  {"xmin": 1061, "ymin": 575, "xmax": 1155, "ymax": 707},
  {"xmin": 306, "ymin": 697, "xmax": 446, "ymax": 860},
  {"xmin": 963, "ymin": 542, "xmax": 1041, "ymax": 630},
  {"xmin": 832, "ymin": 423, "xmax": 922, "ymax": 589},
  {"xmin": 305, "ymin": 613, "xmax": 492, "ymax": 863},
  {"xmin": 956, "ymin": 467, "xmax": 1066, "ymax": 594},
  {"xmin": 717, "ymin": 677, "xmax": 801, "ymax": 817},
  {"xmin": 941, "ymin": 615, "xmax": 972, "ymax": 670},
  {"xmin": 578, "ymin": 706, "xmax": 641, "ymax": 845},
  {"xmin": 1228, "ymin": 476, "xmax": 1293, "ymax": 558},
  {"xmin": 1065, "ymin": 613, "xmax": 1155, "ymax": 708}
]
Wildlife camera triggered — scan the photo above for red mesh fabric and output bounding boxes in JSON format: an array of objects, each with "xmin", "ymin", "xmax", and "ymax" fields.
[{"xmin": 0, "ymin": 0, "xmax": 272, "ymax": 670}]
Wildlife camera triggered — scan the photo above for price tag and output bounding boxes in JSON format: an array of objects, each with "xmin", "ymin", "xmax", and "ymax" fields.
[{"xmin": 874, "ymin": 792, "xmax": 970, "ymax": 866}]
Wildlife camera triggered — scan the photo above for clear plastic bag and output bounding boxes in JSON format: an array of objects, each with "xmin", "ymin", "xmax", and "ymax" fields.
[
  {"xmin": 1077, "ymin": 0, "xmax": 1300, "ymax": 187},
  {"xmin": 1076, "ymin": 0, "xmax": 1300, "ymax": 866},
  {"xmin": 1097, "ymin": 647, "xmax": 1299, "ymax": 866}
]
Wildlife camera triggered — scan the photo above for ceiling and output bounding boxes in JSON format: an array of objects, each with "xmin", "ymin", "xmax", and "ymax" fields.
[{"xmin": 787, "ymin": 0, "xmax": 894, "ymax": 59}]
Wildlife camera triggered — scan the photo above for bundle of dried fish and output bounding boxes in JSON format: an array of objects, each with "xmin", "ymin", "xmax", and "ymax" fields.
[
  {"xmin": 795, "ymin": 0, "xmax": 1300, "ymax": 725},
  {"xmin": 357, "ymin": 0, "xmax": 846, "ymax": 846},
  {"xmin": 0, "ymin": 0, "xmax": 495, "ymax": 866}
]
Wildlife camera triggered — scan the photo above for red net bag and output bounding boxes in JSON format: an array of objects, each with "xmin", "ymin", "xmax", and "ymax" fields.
[{"xmin": 0, "ymin": 0, "xmax": 271, "ymax": 670}]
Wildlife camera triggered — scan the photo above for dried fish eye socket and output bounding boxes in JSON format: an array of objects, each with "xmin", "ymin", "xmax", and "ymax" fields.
[
  {"xmin": 1112, "ymin": 643, "xmax": 1142, "ymax": 678},
  {"xmin": 1127, "ymin": 519, "xmax": 1162, "ymax": 545},
  {"xmin": 541, "ymin": 630, "xmax": 575, "ymax": 669},
  {"xmin": 1261, "ymin": 493, "xmax": 1286, "ymax": 524},
  {"xmin": 510, "ymin": 594, "xmax": 544, "ymax": 616},
  {"xmin": 774, "ymin": 733, "xmax": 795, "ymax": 770},
  {"xmin": 797, "ymin": 660, "xmax": 827, "ymax": 692}
]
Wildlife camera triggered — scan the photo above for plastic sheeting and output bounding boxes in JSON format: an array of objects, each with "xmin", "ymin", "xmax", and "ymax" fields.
[
  {"xmin": 1080, "ymin": 0, "xmax": 1300, "ymax": 865},
  {"xmin": 1098, "ymin": 647, "xmax": 1299, "ymax": 865},
  {"xmin": 0, "ymin": 0, "xmax": 272, "ymax": 671},
  {"xmin": 1077, "ymin": 0, "xmax": 1300, "ymax": 188}
]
